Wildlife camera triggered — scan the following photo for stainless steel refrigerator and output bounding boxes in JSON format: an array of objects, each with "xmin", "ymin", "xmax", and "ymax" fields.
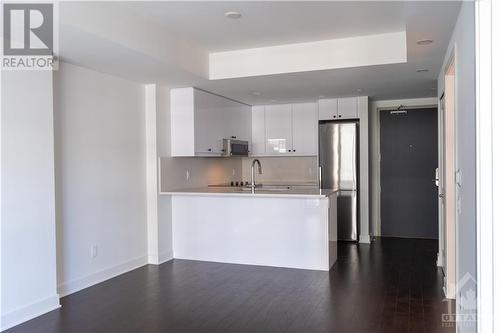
[{"xmin": 319, "ymin": 121, "xmax": 359, "ymax": 242}]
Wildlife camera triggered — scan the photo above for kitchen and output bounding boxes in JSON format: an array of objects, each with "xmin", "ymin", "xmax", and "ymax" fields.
[{"xmin": 156, "ymin": 87, "xmax": 368, "ymax": 271}]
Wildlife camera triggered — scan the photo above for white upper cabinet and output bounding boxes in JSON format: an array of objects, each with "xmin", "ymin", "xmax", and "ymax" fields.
[
  {"xmin": 171, "ymin": 88, "xmax": 364, "ymax": 158},
  {"xmin": 318, "ymin": 98, "xmax": 338, "ymax": 120},
  {"xmin": 193, "ymin": 89, "xmax": 224, "ymax": 155},
  {"xmin": 251, "ymin": 106, "xmax": 266, "ymax": 156},
  {"xmin": 265, "ymin": 104, "xmax": 293, "ymax": 155},
  {"xmin": 251, "ymin": 102, "xmax": 318, "ymax": 156},
  {"xmin": 337, "ymin": 97, "xmax": 358, "ymax": 119},
  {"xmin": 292, "ymin": 103, "xmax": 318, "ymax": 155},
  {"xmin": 170, "ymin": 88, "xmax": 251, "ymax": 157},
  {"xmin": 319, "ymin": 97, "xmax": 360, "ymax": 120}
]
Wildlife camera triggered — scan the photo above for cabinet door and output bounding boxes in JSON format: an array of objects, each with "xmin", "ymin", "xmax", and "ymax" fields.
[
  {"xmin": 265, "ymin": 104, "xmax": 293, "ymax": 154},
  {"xmin": 231, "ymin": 104, "xmax": 252, "ymax": 143},
  {"xmin": 193, "ymin": 89, "xmax": 223, "ymax": 155},
  {"xmin": 251, "ymin": 106, "xmax": 266, "ymax": 156},
  {"xmin": 337, "ymin": 97, "xmax": 358, "ymax": 119},
  {"xmin": 292, "ymin": 103, "xmax": 318, "ymax": 155},
  {"xmin": 318, "ymin": 98, "xmax": 338, "ymax": 120}
]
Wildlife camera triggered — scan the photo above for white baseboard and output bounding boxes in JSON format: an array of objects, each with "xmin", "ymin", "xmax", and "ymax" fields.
[
  {"xmin": 1, "ymin": 294, "xmax": 60, "ymax": 331},
  {"xmin": 359, "ymin": 234, "xmax": 371, "ymax": 244},
  {"xmin": 58, "ymin": 256, "xmax": 147, "ymax": 297},
  {"xmin": 436, "ymin": 251, "xmax": 444, "ymax": 267},
  {"xmin": 148, "ymin": 254, "xmax": 160, "ymax": 265},
  {"xmin": 147, "ymin": 250, "xmax": 173, "ymax": 265},
  {"xmin": 158, "ymin": 250, "xmax": 173, "ymax": 264}
]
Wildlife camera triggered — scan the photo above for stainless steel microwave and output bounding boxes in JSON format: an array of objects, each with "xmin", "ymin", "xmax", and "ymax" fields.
[{"xmin": 222, "ymin": 138, "xmax": 249, "ymax": 157}]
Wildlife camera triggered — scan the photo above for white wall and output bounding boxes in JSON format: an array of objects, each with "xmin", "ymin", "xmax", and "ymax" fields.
[
  {"xmin": 54, "ymin": 62, "xmax": 148, "ymax": 296},
  {"xmin": 437, "ymin": 3, "xmax": 476, "ymax": 332},
  {"xmin": 155, "ymin": 86, "xmax": 174, "ymax": 263},
  {"xmin": 1, "ymin": 71, "xmax": 60, "ymax": 330},
  {"xmin": 369, "ymin": 97, "xmax": 438, "ymax": 237}
]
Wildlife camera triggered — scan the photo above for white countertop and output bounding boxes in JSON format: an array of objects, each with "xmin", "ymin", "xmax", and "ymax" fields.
[{"xmin": 160, "ymin": 185, "xmax": 337, "ymax": 198}]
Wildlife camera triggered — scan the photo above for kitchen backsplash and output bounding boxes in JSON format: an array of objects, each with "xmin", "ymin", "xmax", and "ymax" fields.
[
  {"xmin": 160, "ymin": 156, "xmax": 318, "ymax": 191},
  {"xmin": 241, "ymin": 156, "xmax": 318, "ymax": 184},
  {"xmin": 160, "ymin": 157, "xmax": 243, "ymax": 191}
]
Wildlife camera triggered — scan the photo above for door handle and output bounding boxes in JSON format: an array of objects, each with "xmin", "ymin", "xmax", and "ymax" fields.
[{"xmin": 438, "ymin": 193, "xmax": 445, "ymax": 198}]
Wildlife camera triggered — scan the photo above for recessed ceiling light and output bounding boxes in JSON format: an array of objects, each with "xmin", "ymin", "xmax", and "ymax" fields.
[
  {"xmin": 416, "ymin": 39, "xmax": 434, "ymax": 45},
  {"xmin": 250, "ymin": 91, "xmax": 261, "ymax": 96},
  {"xmin": 356, "ymin": 89, "xmax": 362, "ymax": 93},
  {"xmin": 225, "ymin": 11, "xmax": 241, "ymax": 19},
  {"xmin": 318, "ymin": 95, "xmax": 325, "ymax": 98},
  {"xmin": 270, "ymin": 99, "xmax": 277, "ymax": 103},
  {"xmin": 416, "ymin": 68, "xmax": 429, "ymax": 73},
  {"xmin": 430, "ymin": 87, "xmax": 437, "ymax": 90}
]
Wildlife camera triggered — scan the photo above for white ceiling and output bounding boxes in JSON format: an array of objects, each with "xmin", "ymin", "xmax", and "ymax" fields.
[
  {"xmin": 59, "ymin": 1, "xmax": 463, "ymax": 103},
  {"xmin": 122, "ymin": 1, "xmax": 408, "ymax": 52}
]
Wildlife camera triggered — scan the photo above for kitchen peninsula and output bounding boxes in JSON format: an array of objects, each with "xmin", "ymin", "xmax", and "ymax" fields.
[{"xmin": 162, "ymin": 186, "xmax": 338, "ymax": 271}]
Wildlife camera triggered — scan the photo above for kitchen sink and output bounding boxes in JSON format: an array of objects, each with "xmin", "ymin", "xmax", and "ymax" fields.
[{"xmin": 238, "ymin": 185, "xmax": 291, "ymax": 192}]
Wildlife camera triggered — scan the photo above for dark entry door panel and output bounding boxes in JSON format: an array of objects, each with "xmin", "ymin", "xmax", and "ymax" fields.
[{"xmin": 380, "ymin": 108, "xmax": 438, "ymax": 239}]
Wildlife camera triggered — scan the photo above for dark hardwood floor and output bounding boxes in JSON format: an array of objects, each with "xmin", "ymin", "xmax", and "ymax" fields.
[{"xmin": 7, "ymin": 237, "xmax": 454, "ymax": 333}]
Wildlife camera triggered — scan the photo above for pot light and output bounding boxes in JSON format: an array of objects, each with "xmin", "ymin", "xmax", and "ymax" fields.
[
  {"xmin": 416, "ymin": 39, "xmax": 434, "ymax": 45},
  {"xmin": 318, "ymin": 95, "xmax": 325, "ymax": 99},
  {"xmin": 416, "ymin": 68, "xmax": 429, "ymax": 73},
  {"xmin": 250, "ymin": 91, "xmax": 261, "ymax": 96},
  {"xmin": 225, "ymin": 11, "xmax": 241, "ymax": 19},
  {"xmin": 356, "ymin": 89, "xmax": 362, "ymax": 93}
]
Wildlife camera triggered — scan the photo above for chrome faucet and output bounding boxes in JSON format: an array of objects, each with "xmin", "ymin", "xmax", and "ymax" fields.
[{"xmin": 250, "ymin": 159, "xmax": 262, "ymax": 191}]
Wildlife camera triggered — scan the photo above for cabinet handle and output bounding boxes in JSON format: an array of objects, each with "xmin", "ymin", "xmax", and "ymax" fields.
[
  {"xmin": 288, "ymin": 149, "xmax": 292, "ymax": 152},
  {"xmin": 231, "ymin": 136, "xmax": 236, "ymax": 139},
  {"xmin": 333, "ymin": 115, "xmax": 337, "ymax": 118},
  {"xmin": 208, "ymin": 148, "xmax": 212, "ymax": 152},
  {"xmin": 339, "ymin": 115, "xmax": 342, "ymax": 118},
  {"xmin": 293, "ymin": 149, "xmax": 296, "ymax": 152}
]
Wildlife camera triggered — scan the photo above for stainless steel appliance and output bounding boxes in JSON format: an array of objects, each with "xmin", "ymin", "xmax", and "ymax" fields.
[
  {"xmin": 222, "ymin": 138, "xmax": 249, "ymax": 157},
  {"xmin": 319, "ymin": 121, "xmax": 359, "ymax": 242}
]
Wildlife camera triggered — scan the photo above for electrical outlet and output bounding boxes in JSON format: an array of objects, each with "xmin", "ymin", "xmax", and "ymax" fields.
[
  {"xmin": 186, "ymin": 170, "xmax": 190, "ymax": 180},
  {"xmin": 91, "ymin": 245, "xmax": 98, "ymax": 258}
]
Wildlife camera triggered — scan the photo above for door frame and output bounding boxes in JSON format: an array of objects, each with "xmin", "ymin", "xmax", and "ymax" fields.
[
  {"xmin": 439, "ymin": 51, "xmax": 457, "ymax": 300},
  {"xmin": 437, "ymin": 93, "xmax": 446, "ymax": 270},
  {"xmin": 475, "ymin": 0, "xmax": 498, "ymax": 331}
]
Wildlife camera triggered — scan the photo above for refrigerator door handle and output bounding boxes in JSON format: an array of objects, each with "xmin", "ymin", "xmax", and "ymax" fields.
[
  {"xmin": 352, "ymin": 135, "xmax": 357, "ymax": 190},
  {"xmin": 318, "ymin": 166, "xmax": 322, "ymax": 188}
]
